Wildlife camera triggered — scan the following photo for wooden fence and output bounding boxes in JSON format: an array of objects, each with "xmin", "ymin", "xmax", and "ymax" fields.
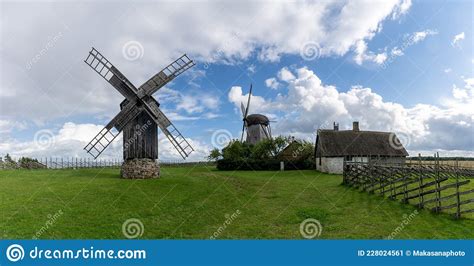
[
  {"xmin": 343, "ymin": 162, "xmax": 474, "ymax": 219},
  {"xmin": 0, "ymin": 157, "xmax": 213, "ymax": 170}
]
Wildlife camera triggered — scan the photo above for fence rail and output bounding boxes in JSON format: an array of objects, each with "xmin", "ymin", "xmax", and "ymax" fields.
[
  {"xmin": 0, "ymin": 158, "xmax": 212, "ymax": 170},
  {"xmin": 343, "ymin": 161, "xmax": 474, "ymax": 219}
]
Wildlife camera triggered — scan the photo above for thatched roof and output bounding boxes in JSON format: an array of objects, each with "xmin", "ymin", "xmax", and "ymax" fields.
[
  {"xmin": 245, "ymin": 114, "xmax": 269, "ymax": 126},
  {"xmin": 277, "ymin": 140, "xmax": 309, "ymax": 161},
  {"xmin": 315, "ymin": 129, "xmax": 409, "ymax": 157}
]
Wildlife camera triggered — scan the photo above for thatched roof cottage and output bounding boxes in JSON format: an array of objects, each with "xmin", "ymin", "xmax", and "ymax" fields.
[{"xmin": 315, "ymin": 122, "xmax": 409, "ymax": 174}]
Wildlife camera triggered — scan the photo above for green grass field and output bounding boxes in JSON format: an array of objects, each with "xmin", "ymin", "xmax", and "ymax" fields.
[{"xmin": 0, "ymin": 166, "xmax": 472, "ymax": 239}]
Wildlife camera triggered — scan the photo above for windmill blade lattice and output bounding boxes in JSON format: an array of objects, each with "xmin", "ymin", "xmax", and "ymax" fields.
[{"xmin": 83, "ymin": 47, "xmax": 195, "ymax": 160}]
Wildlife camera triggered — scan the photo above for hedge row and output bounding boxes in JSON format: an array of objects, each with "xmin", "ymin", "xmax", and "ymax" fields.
[{"xmin": 216, "ymin": 158, "xmax": 315, "ymax": 171}]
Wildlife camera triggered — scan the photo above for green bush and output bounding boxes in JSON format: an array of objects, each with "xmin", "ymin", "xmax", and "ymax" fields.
[
  {"xmin": 210, "ymin": 136, "xmax": 315, "ymax": 171},
  {"xmin": 217, "ymin": 158, "xmax": 315, "ymax": 171},
  {"xmin": 18, "ymin": 157, "xmax": 46, "ymax": 169}
]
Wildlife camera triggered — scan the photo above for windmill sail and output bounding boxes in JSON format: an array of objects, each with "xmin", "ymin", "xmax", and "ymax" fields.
[
  {"xmin": 84, "ymin": 47, "xmax": 137, "ymax": 101},
  {"xmin": 84, "ymin": 103, "xmax": 142, "ymax": 159},
  {"xmin": 241, "ymin": 84, "xmax": 253, "ymax": 142},
  {"xmin": 140, "ymin": 54, "xmax": 195, "ymax": 96},
  {"xmin": 240, "ymin": 102, "xmax": 246, "ymax": 118},
  {"xmin": 142, "ymin": 100, "xmax": 194, "ymax": 159},
  {"xmin": 83, "ymin": 48, "xmax": 196, "ymax": 160},
  {"xmin": 245, "ymin": 84, "xmax": 252, "ymax": 118}
]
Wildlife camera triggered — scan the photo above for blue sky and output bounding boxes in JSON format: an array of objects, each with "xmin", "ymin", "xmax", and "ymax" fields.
[{"xmin": 0, "ymin": 0, "xmax": 472, "ymax": 160}]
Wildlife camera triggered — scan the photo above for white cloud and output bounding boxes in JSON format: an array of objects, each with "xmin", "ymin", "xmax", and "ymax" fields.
[
  {"xmin": 0, "ymin": 120, "xmax": 27, "ymax": 135},
  {"xmin": 391, "ymin": 0, "xmax": 412, "ymax": 19},
  {"xmin": 464, "ymin": 78, "xmax": 474, "ymax": 89},
  {"xmin": 257, "ymin": 46, "xmax": 281, "ymax": 62},
  {"xmin": 373, "ymin": 53, "xmax": 388, "ymax": 64},
  {"xmin": 411, "ymin": 29, "xmax": 437, "ymax": 43},
  {"xmin": 0, "ymin": 0, "xmax": 411, "ymax": 123},
  {"xmin": 0, "ymin": 122, "xmax": 211, "ymax": 161},
  {"xmin": 228, "ymin": 67, "xmax": 474, "ymax": 155},
  {"xmin": 277, "ymin": 67, "xmax": 296, "ymax": 82},
  {"xmin": 379, "ymin": 29, "xmax": 437, "ymax": 68},
  {"xmin": 353, "ymin": 40, "xmax": 388, "ymax": 65},
  {"xmin": 228, "ymin": 86, "xmax": 271, "ymax": 116},
  {"xmin": 247, "ymin": 64, "xmax": 257, "ymax": 74},
  {"xmin": 451, "ymin": 32, "xmax": 465, "ymax": 47},
  {"xmin": 444, "ymin": 68, "xmax": 452, "ymax": 73},
  {"xmin": 176, "ymin": 94, "xmax": 219, "ymax": 114},
  {"xmin": 153, "ymin": 87, "xmax": 220, "ymax": 116},
  {"xmin": 391, "ymin": 47, "xmax": 404, "ymax": 56},
  {"xmin": 265, "ymin": 78, "xmax": 280, "ymax": 90}
]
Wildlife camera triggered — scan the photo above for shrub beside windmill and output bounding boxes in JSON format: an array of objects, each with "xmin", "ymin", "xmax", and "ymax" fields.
[{"xmin": 83, "ymin": 47, "xmax": 195, "ymax": 179}]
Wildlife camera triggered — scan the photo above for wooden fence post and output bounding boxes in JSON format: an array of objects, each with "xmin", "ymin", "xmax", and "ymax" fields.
[
  {"xmin": 402, "ymin": 167, "xmax": 409, "ymax": 203},
  {"xmin": 418, "ymin": 154, "xmax": 424, "ymax": 208},
  {"xmin": 434, "ymin": 153, "xmax": 441, "ymax": 213},
  {"xmin": 455, "ymin": 159, "xmax": 461, "ymax": 219},
  {"xmin": 342, "ymin": 159, "xmax": 346, "ymax": 184}
]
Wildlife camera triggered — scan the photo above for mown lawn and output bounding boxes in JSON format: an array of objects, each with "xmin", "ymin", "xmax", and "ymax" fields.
[{"xmin": 0, "ymin": 166, "xmax": 472, "ymax": 239}]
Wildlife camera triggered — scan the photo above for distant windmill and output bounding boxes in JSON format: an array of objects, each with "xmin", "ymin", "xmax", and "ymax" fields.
[
  {"xmin": 83, "ymin": 47, "xmax": 195, "ymax": 178},
  {"xmin": 240, "ymin": 84, "xmax": 272, "ymax": 144}
]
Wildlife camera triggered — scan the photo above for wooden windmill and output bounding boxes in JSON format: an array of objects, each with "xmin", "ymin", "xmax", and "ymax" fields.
[
  {"xmin": 83, "ymin": 47, "xmax": 195, "ymax": 178},
  {"xmin": 240, "ymin": 84, "xmax": 272, "ymax": 144}
]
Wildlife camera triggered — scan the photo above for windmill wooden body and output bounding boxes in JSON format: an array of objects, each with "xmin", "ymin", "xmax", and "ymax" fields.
[
  {"xmin": 240, "ymin": 84, "xmax": 272, "ymax": 144},
  {"xmin": 83, "ymin": 47, "xmax": 195, "ymax": 178}
]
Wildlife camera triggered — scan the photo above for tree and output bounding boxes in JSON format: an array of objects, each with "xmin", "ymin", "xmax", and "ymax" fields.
[
  {"xmin": 207, "ymin": 148, "xmax": 222, "ymax": 161},
  {"xmin": 221, "ymin": 140, "xmax": 252, "ymax": 160},
  {"xmin": 4, "ymin": 153, "xmax": 15, "ymax": 163},
  {"xmin": 271, "ymin": 136, "xmax": 292, "ymax": 157},
  {"xmin": 250, "ymin": 136, "xmax": 291, "ymax": 159}
]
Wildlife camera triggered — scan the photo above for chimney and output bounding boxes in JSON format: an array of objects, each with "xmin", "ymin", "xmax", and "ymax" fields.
[
  {"xmin": 333, "ymin": 122, "xmax": 339, "ymax": 131},
  {"xmin": 353, "ymin": 121, "xmax": 359, "ymax": 131}
]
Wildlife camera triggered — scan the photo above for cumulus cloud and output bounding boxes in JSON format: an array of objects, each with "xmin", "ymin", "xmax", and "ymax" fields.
[
  {"xmin": 277, "ymin": 67, "xmax": 296, "ymax": 82},
  {"xmin": 411, "ymin": 29, "xmax": 438, "ymax": 43},
  {"xmin": 0, "ymin": 0, "xmax": 420, "ymax": 159},
  {"xmin": 353, "ymin": 40, "xmax": 388, "ymax": 65},
  {"xmin": 378, "ymin": 29, "xmax": 437, "ymax": 68},
  {"xmin": 391, "ymin": 0, "xmax": 412, "ymax": 19},
  {"xmin": 265, "ymin": 78, "xmax": 280, "ymax": 90},
  {"xmin": 0, "ymin": 0, "xmax": 411, "ymax": 123},
  {"xmin": 228, "ymin": 67, "xmax": 474, "ymax": 155},
  {"xmin": 391, "ymin": 47, "xmax": 404, "ymax": 56},
  {"xmin": 451, "ymin": 32, "xmax": 465, "ymax": 47},
  {"xmin": 0, "ymin": 122, "xmax": 211, "ymax": 161}
]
